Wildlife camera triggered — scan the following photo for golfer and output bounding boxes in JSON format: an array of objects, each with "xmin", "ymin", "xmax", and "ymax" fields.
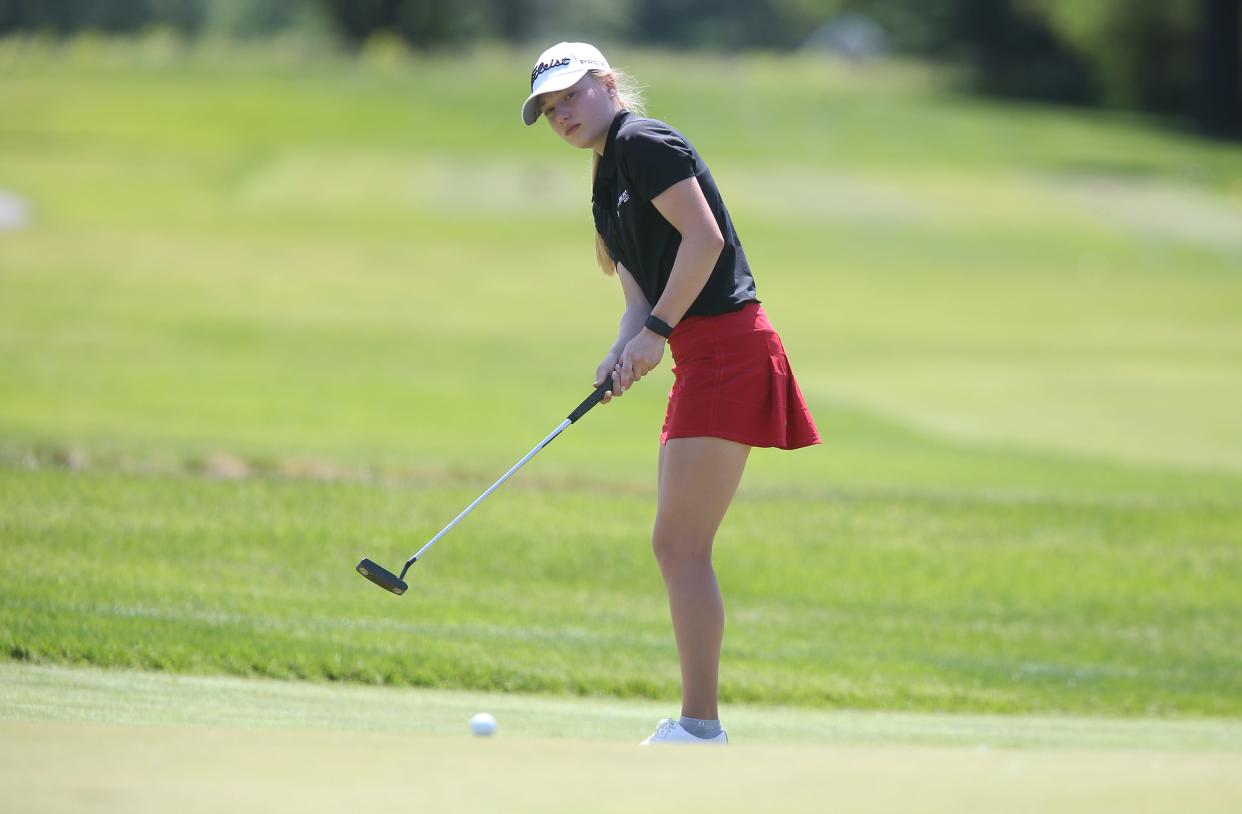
[{"xmin": 522, "ymin": 43, "xmax": 820, "ymax": 745}]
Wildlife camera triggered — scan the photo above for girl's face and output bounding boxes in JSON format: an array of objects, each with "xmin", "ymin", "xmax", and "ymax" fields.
[{"xmin": 538, "ymin": 73, "xmax": 619, "ymax": 153}]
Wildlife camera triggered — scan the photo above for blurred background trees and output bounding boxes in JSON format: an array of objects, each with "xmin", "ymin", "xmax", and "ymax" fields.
[{"xmin": 1, "ymin": 0, "xmax": 1238, "ymax": 137}]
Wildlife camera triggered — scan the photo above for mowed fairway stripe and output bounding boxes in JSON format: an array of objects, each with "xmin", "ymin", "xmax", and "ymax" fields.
[
  {"xmin": 5, "ymin": 662, "xmax": 1242, "ymax": 751},
  {"xmin": 2, "ymin": 720, "xmax": 1240, "ymax": 814}
]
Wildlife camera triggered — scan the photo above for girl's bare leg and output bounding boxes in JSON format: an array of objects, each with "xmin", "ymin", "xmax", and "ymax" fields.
[{"xmin": 654, "ymin": 436, "xmax": 751, "ymax": 720}]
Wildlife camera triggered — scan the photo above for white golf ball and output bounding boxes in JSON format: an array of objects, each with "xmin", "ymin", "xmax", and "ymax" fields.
[{"xmin": 470, "ymin": 712, "xmax": 497, "ymax": 737}]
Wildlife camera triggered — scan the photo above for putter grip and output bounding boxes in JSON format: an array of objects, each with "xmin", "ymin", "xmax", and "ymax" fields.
[{"xmin": 567, "ymin": 376, "xmax": 614, "ymax": 423}]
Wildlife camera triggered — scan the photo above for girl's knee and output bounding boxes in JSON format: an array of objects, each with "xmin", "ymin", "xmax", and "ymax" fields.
[{"xmin": 651, "ymin": 530, "xmax": 713, "ymax": 571}]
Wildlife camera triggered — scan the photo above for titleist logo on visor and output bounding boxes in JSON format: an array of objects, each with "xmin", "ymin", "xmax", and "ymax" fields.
[
  {"xmin": 530, "ymin": 55, "xmax": 607, "ymax": 88},
  {"xmin": 531, "ymin": 57, "xmax": 570, "ymax": 86}
]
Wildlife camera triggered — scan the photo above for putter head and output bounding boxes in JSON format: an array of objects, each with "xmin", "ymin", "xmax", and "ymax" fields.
[{"xmin": 356, "ymin": 558, "xmax": 408, "ymax": 595}]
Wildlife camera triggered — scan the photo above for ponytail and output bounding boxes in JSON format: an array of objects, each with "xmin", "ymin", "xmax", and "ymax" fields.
[{"xmin": 592, "ymin": 151, "xmax": 615, "ymax": 275}]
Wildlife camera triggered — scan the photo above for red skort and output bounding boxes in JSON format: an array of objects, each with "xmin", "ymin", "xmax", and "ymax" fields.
[{"xmin": 660, "ymin": 302, "xmax": 821, "ymax": 450}]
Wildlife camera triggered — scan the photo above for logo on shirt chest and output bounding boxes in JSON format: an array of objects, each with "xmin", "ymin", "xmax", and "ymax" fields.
[{"xmin": 616, "ymin": 189, "xmax": 630, "ymax": 215}]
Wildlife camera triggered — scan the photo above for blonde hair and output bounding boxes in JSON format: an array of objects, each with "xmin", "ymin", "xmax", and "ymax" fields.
[{"xmin": 590, "ymin": 69, "xmax": 646, "ymax": 276}]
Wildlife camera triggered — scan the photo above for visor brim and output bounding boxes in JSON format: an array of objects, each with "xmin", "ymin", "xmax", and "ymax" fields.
[{"xmin": 521, "ymin": 69, "xmax": 589, "ymax": 126}]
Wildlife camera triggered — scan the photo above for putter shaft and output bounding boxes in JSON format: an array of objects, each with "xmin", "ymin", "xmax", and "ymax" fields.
[
  {"xmin": 358, "ymin": 378, "xmax": 612, "ymax": 594},
  {"xmin": 401, "ymin": 418, "xmax": 572, "ymax": 575}
]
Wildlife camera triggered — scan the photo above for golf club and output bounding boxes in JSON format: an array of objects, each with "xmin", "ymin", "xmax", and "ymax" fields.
[{"xmin": 356, "ymin": 376, "xmax": 615, "ymax": 595}]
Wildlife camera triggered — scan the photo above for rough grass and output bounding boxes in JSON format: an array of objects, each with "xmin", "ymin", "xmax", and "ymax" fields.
[{"xmin": 2, "ymin": 462, "xmax": 1239, "ymax": 714}]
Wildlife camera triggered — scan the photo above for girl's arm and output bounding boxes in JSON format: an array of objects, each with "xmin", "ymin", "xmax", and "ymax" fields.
[
  {"xmin": 614, "ymin": 177, "xmax": 724, "ymax": 393},
  {"xmin": 609, "ymin": 262, "xmax": 652, "ymax": 355},
  {"xmin": 648, "ymin": 176, "xmax": 725, "ymax": 329},
  {"xmin": 595, "ymin": 262, "xmax": 651, "ymax": 402}
]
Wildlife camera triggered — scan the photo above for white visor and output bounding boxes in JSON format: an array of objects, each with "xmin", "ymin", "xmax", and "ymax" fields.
[{"xmin": 521, "ymin": 42, "xmax": 610, "ymax": 126}]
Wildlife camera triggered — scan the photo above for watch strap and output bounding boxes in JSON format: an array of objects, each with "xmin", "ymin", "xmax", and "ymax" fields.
[{"xmin": 645, "ymin": 314, "xmax": 674, "ymax": 338}]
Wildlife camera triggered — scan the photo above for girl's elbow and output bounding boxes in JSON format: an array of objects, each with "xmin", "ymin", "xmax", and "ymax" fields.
[
  {"xmin": 696, "ymin": 227, "xmax": 725, "ymax": 254},
  {"xmin": 679, "ymin": 223, "xmax": 724, "ymax": 260}
]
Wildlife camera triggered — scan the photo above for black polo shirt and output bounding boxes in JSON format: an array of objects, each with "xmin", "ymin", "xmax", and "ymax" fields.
[{"xmin": 592, "ymin": 111, "xmax": 757, "ymax": 318}]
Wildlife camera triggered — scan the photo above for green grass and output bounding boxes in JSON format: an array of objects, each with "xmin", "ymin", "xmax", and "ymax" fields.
[
  {"xmin": 6, "ymin": 719, "xmax": 1238, "ymax": 814},
  {"xmin": 6, "ymin": 661, "xmax": 1242, "ymax": 749},
  {"xmin": 4, "ymin": 663, "xmax": 1241, "ymax": 813},
  {"xmin": 3, "ymin": 462, "xmax": 1239, "ymax": 714},
  {"xmin": 1, "ymin": 40, "xmax": 1241, "ymax": 717}
]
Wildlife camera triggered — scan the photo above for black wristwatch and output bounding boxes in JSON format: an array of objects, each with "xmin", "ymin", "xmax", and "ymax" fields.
[{"xmin": 645, "ymin": 314, "xmax": 674, "ymax": 339}]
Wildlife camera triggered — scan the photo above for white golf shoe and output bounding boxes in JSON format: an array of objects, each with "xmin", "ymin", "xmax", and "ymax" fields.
[{"xmin": 639, "ymin": 718, "xmax": 728, "ymax": 746}]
